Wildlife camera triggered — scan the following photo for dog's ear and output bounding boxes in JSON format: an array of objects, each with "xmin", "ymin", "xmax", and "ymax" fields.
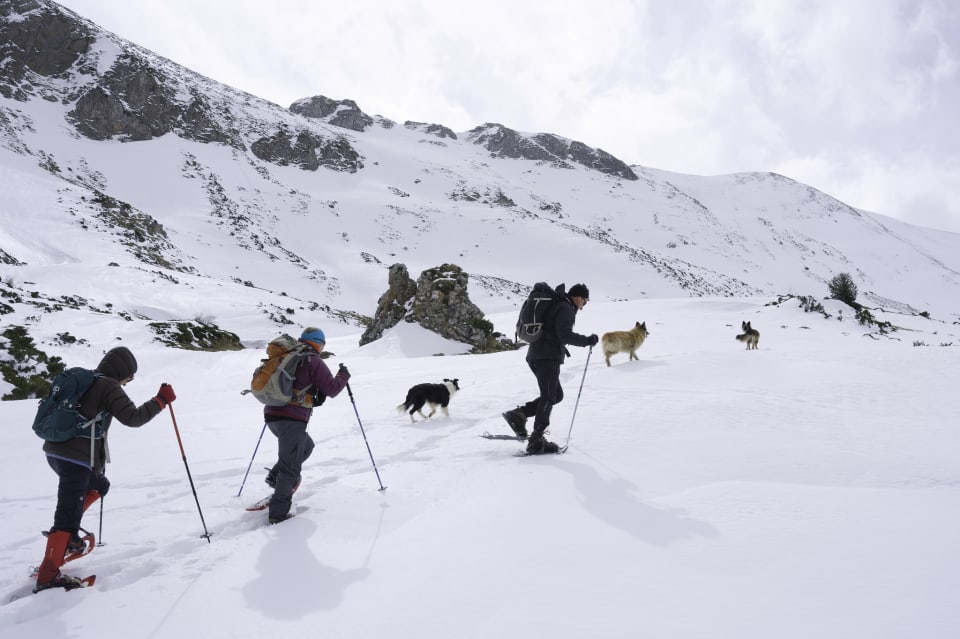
[{"xmin": 451, "ymin": 378, "xmax": 460, "ymax": 389}]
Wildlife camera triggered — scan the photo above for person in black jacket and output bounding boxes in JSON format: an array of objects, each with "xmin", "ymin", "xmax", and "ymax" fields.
[
  {"xmin": 502, "ymin": 283, "xmax": 597, "ymax": 453},
  {"xmin": 34, "ymin": 346, "xmax": 176, "ymax": 592}
]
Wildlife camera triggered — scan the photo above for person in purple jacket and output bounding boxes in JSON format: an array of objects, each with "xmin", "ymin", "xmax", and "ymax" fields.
[{"xmin": 263, "ymin": 327, "xmax": 350, "ymax": 524}]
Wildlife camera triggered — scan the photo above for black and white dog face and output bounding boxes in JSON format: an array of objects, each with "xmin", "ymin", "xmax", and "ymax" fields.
[{"xmin": 397, "ymin": 378, "xmax": 460, "ymax": 422}]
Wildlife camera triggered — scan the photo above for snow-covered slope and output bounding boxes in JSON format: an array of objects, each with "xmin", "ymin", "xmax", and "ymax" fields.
[
  {"xmin": 2, "ymin": 0, "xmax": 960, "ymax": 354},
  {"xmin": 2, "ymin": 298, "xmax": 958, "ymax": 638},
  {"xmin": 1, "ymin": 3, "xmax": 958, "ymax": 637}
]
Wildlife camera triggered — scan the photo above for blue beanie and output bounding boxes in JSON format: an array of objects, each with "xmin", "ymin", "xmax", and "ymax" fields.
[{"xmin": 300, "ymin": 327, "xmax": 326, "ymax": 344}]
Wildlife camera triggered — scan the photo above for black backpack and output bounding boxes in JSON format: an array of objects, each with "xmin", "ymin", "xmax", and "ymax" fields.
[
  {"xmin": 515, "ymin": 282, "xmax": 564, "ymax": 344},
  {"xmin": 32, "ymin": 367, "xmax": 104, "ymax": 442}
]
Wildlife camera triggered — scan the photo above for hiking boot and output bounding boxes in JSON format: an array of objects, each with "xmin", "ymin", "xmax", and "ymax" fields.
[
  {"xmin": 268, "ymin": 513, "xmax": 294, "ymax": 525},
  {"xmin": 266, "ymin": 468, "xmax": 301, "ymax": 493},
  {"xmin": 502, "ymin": 409, "xmax": 528, "ymax": 438},
  {"xmin": 526, "ymin": 434, "xmax": 560, "ymax": 454},
  {"xmin": 66, "ymin": 533, "xmax": 86, "ymax": 555},
  {"xmin": 33, "ymin": 573, "xmax": 85, "ymax": 593}
]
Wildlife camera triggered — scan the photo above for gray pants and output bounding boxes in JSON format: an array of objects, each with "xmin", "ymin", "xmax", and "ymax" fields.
[{"xmin": 267, "ymin": 418, "xmax": 314, "ymax": 519}]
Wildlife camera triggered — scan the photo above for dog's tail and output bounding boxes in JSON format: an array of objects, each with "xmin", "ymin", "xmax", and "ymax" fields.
[
  {"xmin": 395, "ymin": 403, "xmax": 408, "ymax": 414},
  {"xmin": 735, "ymin": 333, "xmax": 748, "ymax": 342}
]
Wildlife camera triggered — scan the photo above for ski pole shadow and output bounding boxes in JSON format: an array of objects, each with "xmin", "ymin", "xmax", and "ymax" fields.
[{"xmin": 553, "ymin": 458, "xmax": 718, "ymax": 546}]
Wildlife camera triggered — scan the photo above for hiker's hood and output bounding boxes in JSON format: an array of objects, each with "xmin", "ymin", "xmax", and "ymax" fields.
[{"xmin": 96, "ymin": 346, "xmax": 138, "ymax": 380}]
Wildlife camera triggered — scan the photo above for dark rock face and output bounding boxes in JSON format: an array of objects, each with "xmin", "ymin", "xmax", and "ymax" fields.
[
  {"xmin": 359, "ymin": 263, "xmax": 418, "ymax": 345},
  {"xmin": 290, "ymin": 95, "xmax": 374, "ymax": 132},
  {"xmin": 360, "ymin": 263, "xmax": 515, "ymax": 353},
  {"xmin": 1, "ymin": 3, "xmax": 239, "ymax": 145},
  {"xmin": 0, "ymin": 0, "xmax": 94, "ymax": 98},
  {"xmin": 66, "ymin": 55, "xmax": 240, "ymax": 145},
  {"xmin": 404, "ymin": 121, "xmax": 458, "ymax": 140},
  {"xmin": 250, "ymin": 129, "xmax": 363, "ymax": 172},
  {"xmin": 469, "ymin": 123, "xmax": 557, "ymax": 164},
  {"xmin": 468, "ymin": 123, "xmax": 637, "ymax": 180},
  {"xmin": 4, "ymin": 1, "xmax": 366, "ymax": 167},
  {"xmin": 69, "ymin": 57, "xmax": 176, "ymax": 141}
]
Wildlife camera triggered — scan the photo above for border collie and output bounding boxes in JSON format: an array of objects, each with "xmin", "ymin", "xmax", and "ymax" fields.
[{"xmin": 397, "ymin": 378, "xmax": 460, "ymax": 422}]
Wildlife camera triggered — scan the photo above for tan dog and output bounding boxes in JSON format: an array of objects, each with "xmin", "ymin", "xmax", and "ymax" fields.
[
  {"xmin": 601, "ymin": 321, "xmax": 648, "ymax": 366},
  {"xmin": 735, "ymin": 321, "xmax": 760, "ymax": 350}
]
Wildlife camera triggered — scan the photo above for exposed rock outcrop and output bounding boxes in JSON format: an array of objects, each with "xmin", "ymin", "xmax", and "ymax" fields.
[
  {"xmin": 250, "ymin": 128, "xmax": 363, "ymax": 172},
  {"xmin": 0, "ymin": 0, "xmax": 94, "ymax": 99},
  {"xmin": 360, "ymin": 263, "xmax": 418, "ymax": 345},
  {"xmin": 68, "ymin": 54, "xmax": 237, "ymax": 145},
  {"xmin": 404, "ymin": 121, "xmax": 457, "ymax": 140},
  {"xmin": 467, "ymin": 123, "xmax": 637, "ymax": 180},
  {"xmin": 290, "ymin": 95, "xmax": 374, "ymax": 132},
  {"xmin": 360, "ymin": 263, "xmax": 515, "ymax": 353}
]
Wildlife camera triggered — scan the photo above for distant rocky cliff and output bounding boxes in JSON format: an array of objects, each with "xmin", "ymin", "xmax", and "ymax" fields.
[
  {"xmin": 467, "ymin": 123, "xmax": 638, "ymax": 180},
  {"xmin": 0, "ymin": 1, "xmax": 362, "ymax": 171}
]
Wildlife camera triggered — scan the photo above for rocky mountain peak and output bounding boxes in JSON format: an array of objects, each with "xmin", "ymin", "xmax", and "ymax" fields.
[{"xmin": 290, "ymin": 95, "xmax": 374, "ymax": 132}]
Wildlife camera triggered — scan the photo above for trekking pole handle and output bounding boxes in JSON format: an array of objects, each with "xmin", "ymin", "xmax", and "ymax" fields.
[{"xmin": 340, "ymin": 363, "xmax": 356, "ymax": 401}]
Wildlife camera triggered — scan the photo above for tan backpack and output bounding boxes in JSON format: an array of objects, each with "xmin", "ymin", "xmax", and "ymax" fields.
[{"xmin": 246, "ymin": 335, "xmax": 314, "ymax": 406}]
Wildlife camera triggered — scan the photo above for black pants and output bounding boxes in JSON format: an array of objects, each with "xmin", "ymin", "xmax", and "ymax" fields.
[
  {"xmin": 267, "ymin": 418, "xmax": 315, "ymax": 519},
  {"xmin": 519, "ymin": 359, "xmax": 564, "ymax": 435},
  {"xmin": 47, "ymin": 456, "xmax": 110, "ymax": 534}
]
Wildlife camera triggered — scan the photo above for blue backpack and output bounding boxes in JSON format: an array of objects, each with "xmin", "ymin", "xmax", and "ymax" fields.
[{"xmin": 32, "ymin": 368, "xmax": 105, "ymax": 442}]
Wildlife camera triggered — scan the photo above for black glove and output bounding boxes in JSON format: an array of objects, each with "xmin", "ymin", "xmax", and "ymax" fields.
[
  {"xmin": 588, "ymin": 334, "xmax": 599, "ymax": 347},
  {"xmin": 338, "ymin": 363, "xmax": 351, "ymax": 380},
  {"xmin": 312, "ymin": 389, "xmax": 327, "ymax": 406}
]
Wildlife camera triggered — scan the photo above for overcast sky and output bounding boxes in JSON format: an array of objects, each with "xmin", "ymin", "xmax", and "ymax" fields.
[{"xmin": 55, "ymin": 0, "xmax": 960, "ymax": 233}]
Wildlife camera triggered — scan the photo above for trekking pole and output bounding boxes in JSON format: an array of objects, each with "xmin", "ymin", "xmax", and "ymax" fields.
[
  {"xmin": 236, "ymin": 422, "xmax": 268, "ymax": 497},
  {"xmin": 97, "ymin": 498, "xmax": 105, "ymax": 547},
  {"xmin": 89, "ymin": 419, "xmax": 106, "ymax": 546},
  {"xmin": 167, "ymin": 399, "xmax": 213, "ymax": 542},
  {"xmin": 565, "ymin": 345, "xmax": 593, "ymax": 446},
  {"xmin": 341, "ymin": 366, "xmax": 386, "ymax": 492}
]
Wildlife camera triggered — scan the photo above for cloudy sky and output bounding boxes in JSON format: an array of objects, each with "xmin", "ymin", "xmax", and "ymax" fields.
[{"xmin": 56, "ymin": 0, "xmax": 960, "ymax": 233}]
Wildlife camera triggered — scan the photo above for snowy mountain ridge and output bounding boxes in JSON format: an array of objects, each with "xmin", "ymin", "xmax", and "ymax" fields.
[{"xmin": 2, "ymin": 0, "xmax": 959, "ymax": 354}]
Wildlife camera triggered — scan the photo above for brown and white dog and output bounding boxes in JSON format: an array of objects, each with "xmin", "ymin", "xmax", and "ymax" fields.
[
  {"xmin": 601, "ymin": 322, "xmax": 649, "ymax": 366},
  {"xmin": 397, "ymin": 378, "xmax": 460, "ymax": 422},
  {"xmin": 735, "ymin": 321, "xmax": 760, "ymax": 350}
]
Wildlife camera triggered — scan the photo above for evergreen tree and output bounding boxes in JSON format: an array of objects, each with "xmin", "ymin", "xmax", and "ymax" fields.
[{"xmin": 828, "ymin": 272, "xmax": 859, "ymax": 307}]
